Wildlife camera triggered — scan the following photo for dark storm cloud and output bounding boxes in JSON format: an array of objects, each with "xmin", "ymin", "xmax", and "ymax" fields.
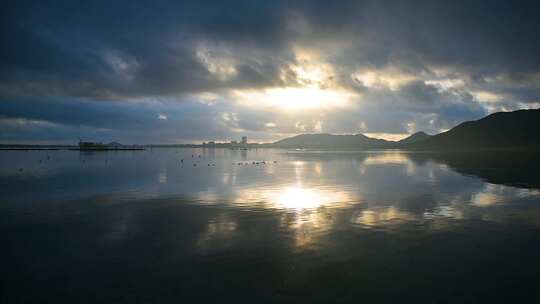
[
  {"xmin": 0, "ymin": 0, "xmax": 291, "ymax": 99},
  {"xmin": 1, "ymin": 0, "xmax": 540, "ymax": 142},
  {"xmin": 3, "ymin": 0, "xmax": 539, "ymax": 98},
  {"xmin": 321, "ymin": 81, "xmax": 487, "ymax": 135},
  {"xmin": 0, "ymin": 98, "xmax": 153, "ymax": 129}
]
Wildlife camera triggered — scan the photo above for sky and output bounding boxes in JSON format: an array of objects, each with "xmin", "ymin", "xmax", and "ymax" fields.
[{"xmin": 1, "ymin": 0, "xmax": 540, "ymax": 144}]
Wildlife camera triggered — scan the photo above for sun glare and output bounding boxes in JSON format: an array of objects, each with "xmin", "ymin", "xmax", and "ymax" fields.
[
  {"xmin": 272, "ymin": 187, "xmax": 331, "ymax": 209},
  {"xmin": 233, "ymin": 185, "xmax": 352, "ymax": 210},
  {"xmin": 234, "ymin": 87, "xmax": 354, "ymax": 110}
]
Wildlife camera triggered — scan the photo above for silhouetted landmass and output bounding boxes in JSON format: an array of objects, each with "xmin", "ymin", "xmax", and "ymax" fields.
[
  {"xmin": 397, "ymin": 131, "xmax": 432, "ymax": 145},
  {"xmin": 273, "ymin": 109, "xmax": 540, "ymax": 150},
  {"xmin": 273, "ymin": 133, "xmax": 390, "ymax": 148},
  {"xmin": 271, "ymin": 132, "xmax": 433, "ymax": 149},
  {"xmin": 406, "ymin": 109, "xmax": 540, "ymax": 150},
  {"xmin": 3, "ymin": 109, "xmax": 539, "ymax": 151}
]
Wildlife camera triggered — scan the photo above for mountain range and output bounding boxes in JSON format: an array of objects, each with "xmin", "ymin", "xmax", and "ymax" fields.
[{"xmin": 272, "ymin": 109, "xmax": 540, "ymax": 150}]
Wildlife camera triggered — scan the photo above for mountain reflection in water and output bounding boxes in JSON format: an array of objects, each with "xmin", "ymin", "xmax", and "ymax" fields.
[{"xmin": 1, "ymin": 148, "xmax": 540, "ymax": 303}]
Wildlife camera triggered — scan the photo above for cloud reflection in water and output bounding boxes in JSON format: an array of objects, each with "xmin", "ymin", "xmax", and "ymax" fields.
[{"xmin": 189, "ymin": 150, "xmax": 540, "ymax": 251}]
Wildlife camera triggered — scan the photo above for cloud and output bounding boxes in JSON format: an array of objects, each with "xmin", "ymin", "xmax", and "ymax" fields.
[{"xmin": 1, "ymin": 0, "xmax": 540, "ymax": 142}]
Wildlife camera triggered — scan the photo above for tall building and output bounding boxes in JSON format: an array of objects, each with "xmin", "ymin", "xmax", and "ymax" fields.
[{"xmin": 241, "ymin": 136, "xmax": 248, "ymax": 144}]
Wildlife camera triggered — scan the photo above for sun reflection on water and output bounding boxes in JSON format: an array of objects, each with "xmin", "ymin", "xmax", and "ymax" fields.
[
  {"xmin": 227, "ymin": 183, "xmax": 355, "ymax": 212},
  {"xmin": 268, "ymin": 186, "xmax": 350, "ymax": 210},
  {"xmin": 229, "ymin": 185, "xmax": 355, "ymax": 250},
  {"xmin": 192, "ymin": 152, "xmax": 540, "ymax": 252}
]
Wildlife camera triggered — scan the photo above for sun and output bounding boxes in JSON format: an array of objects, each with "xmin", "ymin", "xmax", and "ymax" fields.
[
  {"xmin": 233, "ymin": 51, "xmax": 357, "ymax": 111},
  {"xmin": 234, "ymin": 87, "xmax": 355, "ymax": 111}
]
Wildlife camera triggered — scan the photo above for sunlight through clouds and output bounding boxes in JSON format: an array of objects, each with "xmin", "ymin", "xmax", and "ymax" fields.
[
  {"xmin": 233, "ymin": 87, "xmax": 355, "ymax": 110},
  {"xmin": 2, "ymin": 0, "xmax": 540, "ymax": 143},
  {"xmin": 352, "ymin": 68, "xmax": 418, "ymax": 91},
  {"xmin": 230, "ymin": 46, "xmax": 356, "ymax": 111}
]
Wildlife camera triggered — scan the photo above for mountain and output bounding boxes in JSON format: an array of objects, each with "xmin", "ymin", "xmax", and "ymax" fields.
[
  {"xmin": 272, "ymin": 109, "xmax": 540, "ymax": 150},
  {"xmin": 273, "ymin": 133, "xmax": 390, "ymax": 148},
  {"xmin": 397, "ymin": 131, "xmax": 432, "ymax": 145},
  {"xmin": 406, "ymin": 109, "xmax": 540, "ymax": 150}
]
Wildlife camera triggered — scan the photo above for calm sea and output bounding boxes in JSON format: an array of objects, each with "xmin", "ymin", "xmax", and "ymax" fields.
[{"xmin": 1, "ymin": 148, "xmax": 540, "ymax": 303}]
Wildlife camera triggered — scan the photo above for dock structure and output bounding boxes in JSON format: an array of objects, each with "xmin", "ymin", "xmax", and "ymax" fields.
[{"xmin": 70, "ymin": 140, "xmax": 146, "ymax": 151}]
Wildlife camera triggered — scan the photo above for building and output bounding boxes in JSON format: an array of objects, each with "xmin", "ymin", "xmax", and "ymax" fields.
[{"xmin": 241, "ymin": 136, "xmax": 248, "ymax": 145}]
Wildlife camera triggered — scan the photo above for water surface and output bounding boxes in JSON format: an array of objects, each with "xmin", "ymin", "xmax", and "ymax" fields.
[{"xmin": 2, "ymin": 148, "xmax": 540, "ymax": 303}]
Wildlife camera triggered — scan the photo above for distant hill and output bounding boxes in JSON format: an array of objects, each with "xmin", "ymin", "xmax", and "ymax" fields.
[
  {"xmin": 406, "ymin": 109, "xmax": 540, "ymax": 150},
  {"xmin": 397, "ymin": 131, "xmax": 432, "ymax": 145},
  {"xmin": 272, "ymin": 132, "xmax": 433, "ymax": 149},
  {"xmin": 273, "ymin": 133, "xmax": 390, "ymax": 148},
  {"xmin": 272, "ymin": 109, "xmax": 540, "ymax": 150}
]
